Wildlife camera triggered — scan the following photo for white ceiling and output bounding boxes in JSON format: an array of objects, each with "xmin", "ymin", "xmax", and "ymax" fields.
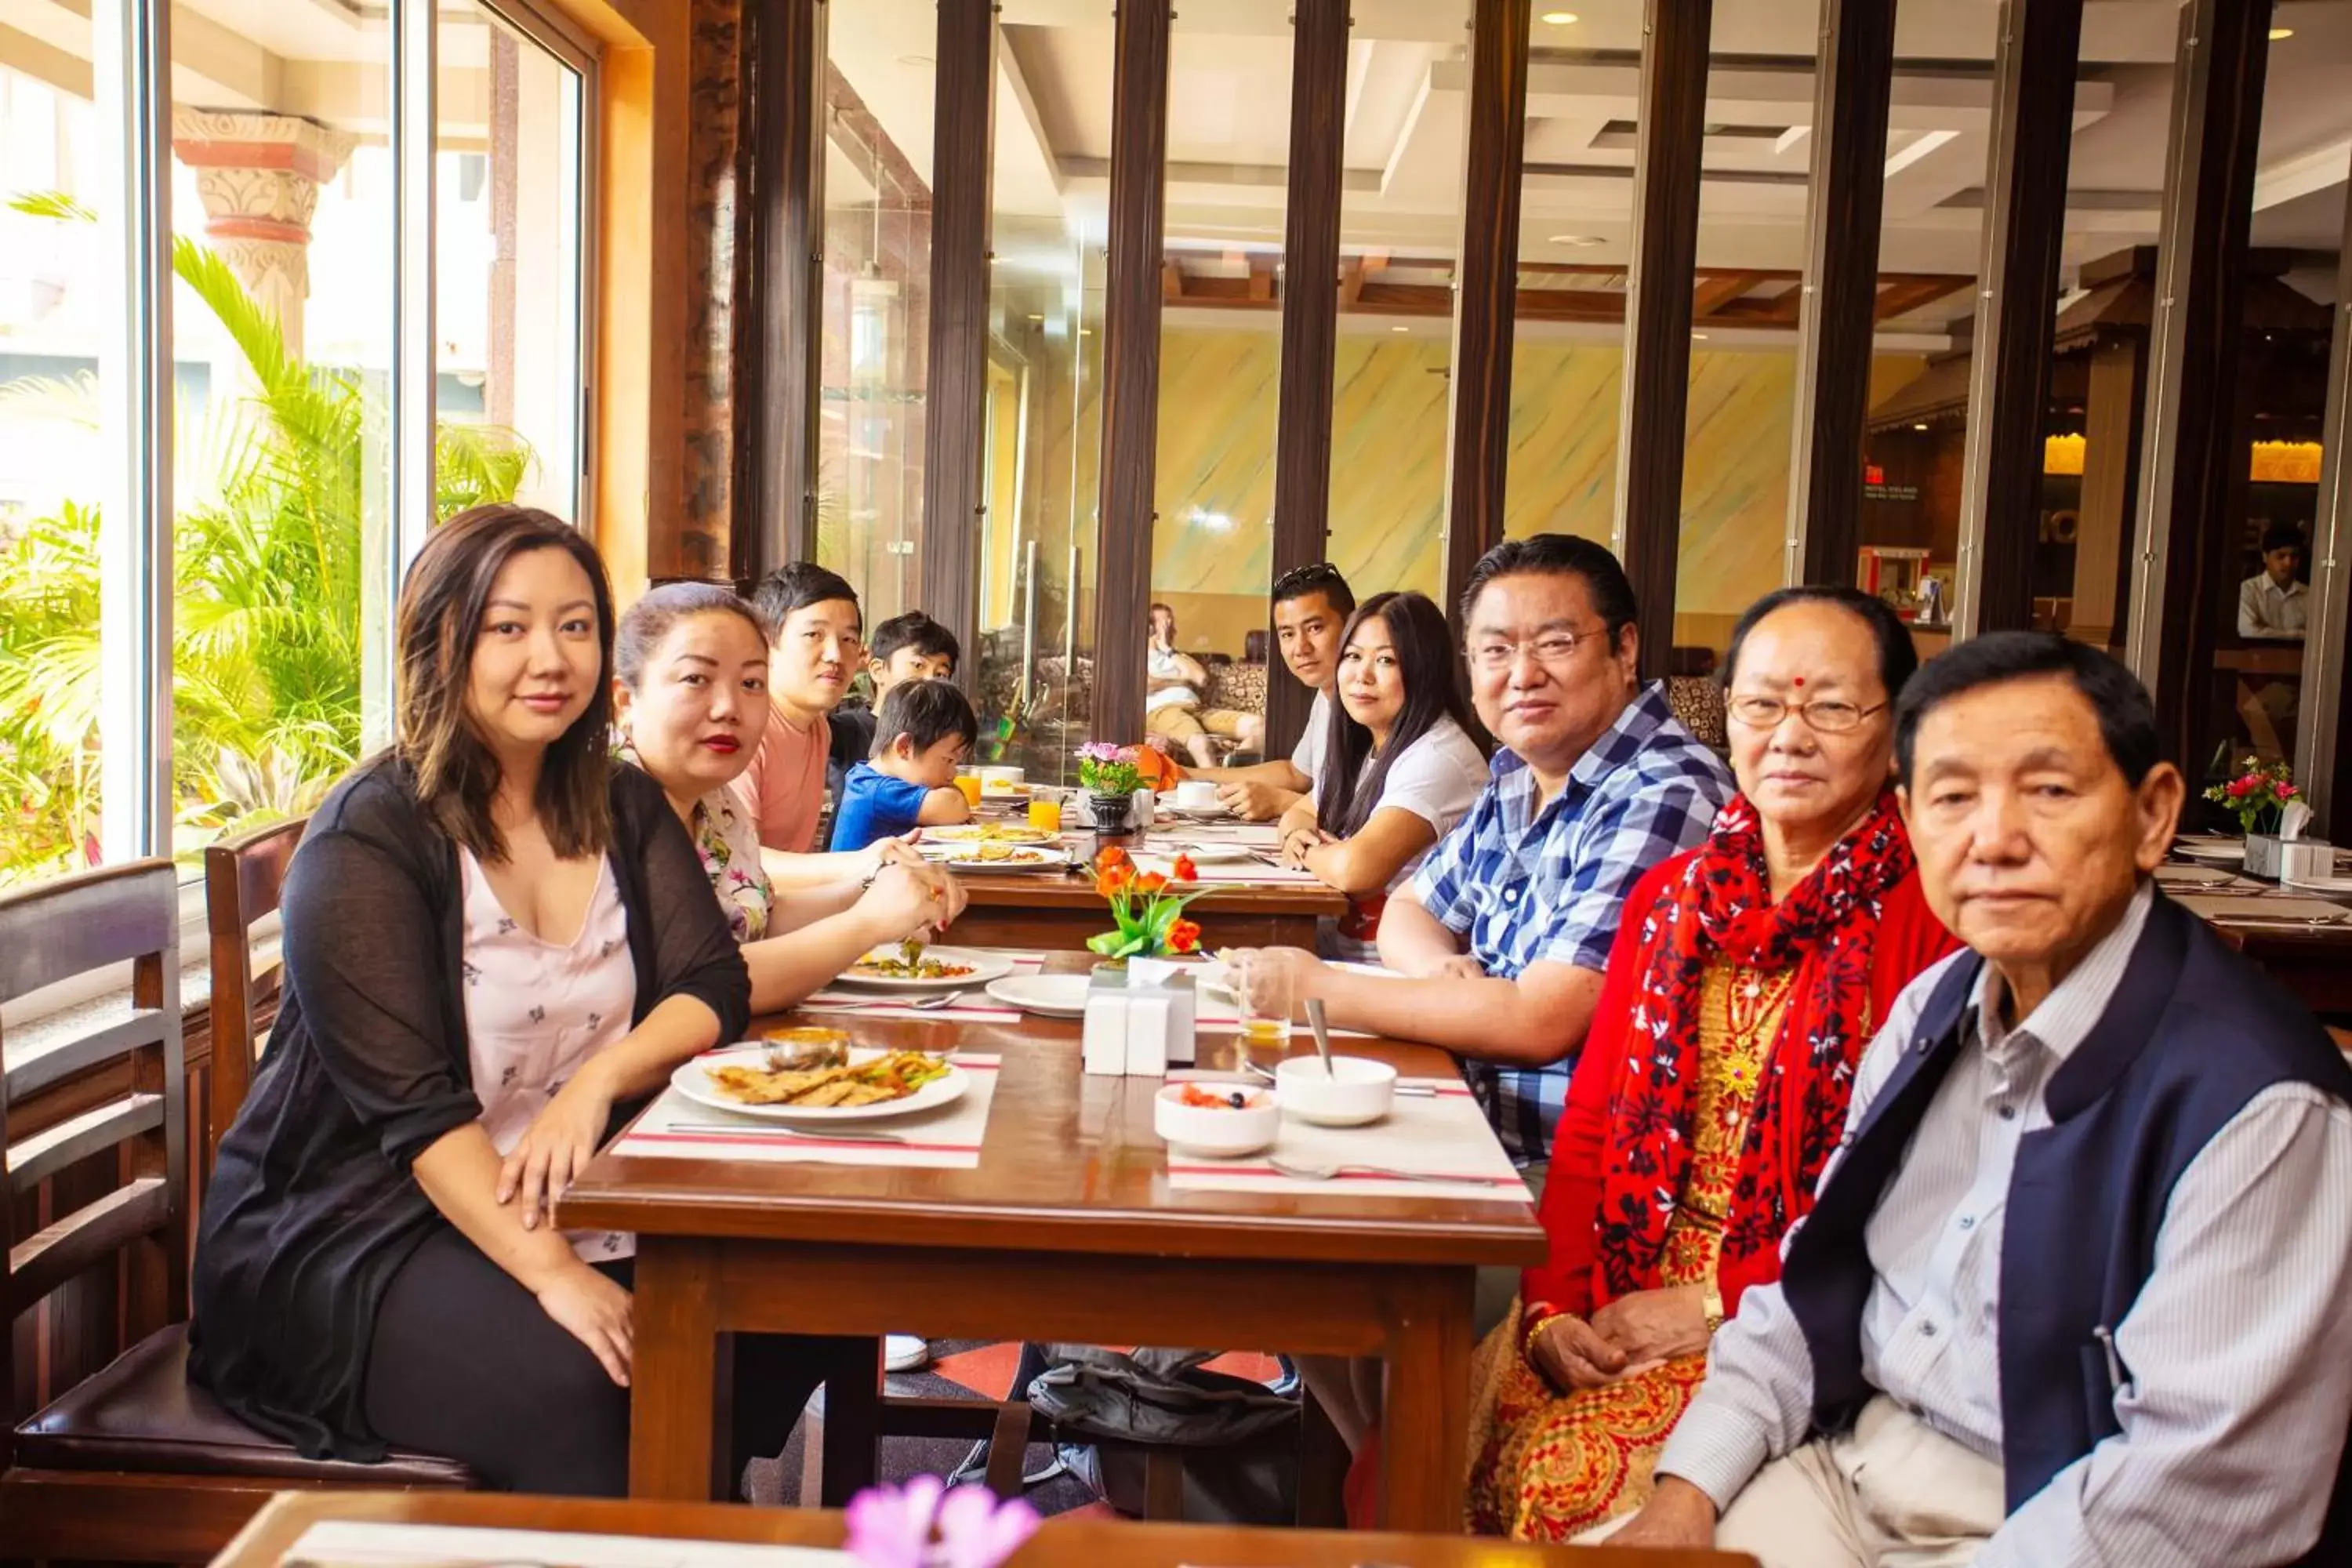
[{"xmin": 829, "ymin": 0, "xmax": 2351, "ymax": 328}]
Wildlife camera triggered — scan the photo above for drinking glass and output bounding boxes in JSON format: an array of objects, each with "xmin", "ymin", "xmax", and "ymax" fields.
[
  {"xmin": 953, "ymin": 773, "xmax": 983, "ymax": 808},
  {"xmin": 1231, "ymin": 953, "xmax": 1294, "ymax": 1062},
  {"xmin": 1028, "ymin": 793, "xmax": 1063, "ymax": 833}
]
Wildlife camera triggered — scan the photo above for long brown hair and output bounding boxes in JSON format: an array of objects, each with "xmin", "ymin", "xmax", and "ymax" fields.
[{"xmin": 395, "ymin": 503, "xmax": 616, "ymax": 862}]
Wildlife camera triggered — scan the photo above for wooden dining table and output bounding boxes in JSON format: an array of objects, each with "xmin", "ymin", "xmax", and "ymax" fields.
[
  {"xmin": 212, "ymin": 1489, "xmax": 1760, "ymax": 1567},
  {"xmin": 557, "ymin": 954, "xmax": 1546, "ymax": 1534},
  {"xmin": 936, "ymin": 820, "xmax": 1350, "ymax": 953}
]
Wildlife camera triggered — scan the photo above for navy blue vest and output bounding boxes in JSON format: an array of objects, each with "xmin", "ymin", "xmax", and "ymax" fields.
[{"xmin": 1780, "ymin": 893, "xmax": 2352, "ymax": 1560}]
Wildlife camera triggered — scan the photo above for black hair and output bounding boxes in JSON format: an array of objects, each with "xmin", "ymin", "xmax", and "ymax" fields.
[
  {"xmin": 1460, "ymin": 533, "xmax": 1639, "ymax": 651},
  {"xmin": 1722, "ymin": 586, "xmax": 1918, "ymax": 703},
  {"xmin": 1893, "ymin": 630, "xmax": 2161, "ymax": 788},
  {"xmin": 2262, "ymin": 522, "xmax": 2305, "ymax": 557},
  {"xmin": 614, "ymin": 582, "xmax": 765, "ymax": 692},
  {"xmin": 870, "ymin": 677, "xmax": 978, "ymax": 760},
  {"xmin": 868, "ymin": 611, "xmax": 961, "ymax": 674},
  {"xmin": 750, "ymin": 561, "xmax": 860, "ymax": 641},
  {"xmin": 1272, "ymin": 561, "xmax": 1357, "ymax": 619},
  {"xmin": 1316, "ymin": 591, "xmax": 1488, "ymax": 837}
]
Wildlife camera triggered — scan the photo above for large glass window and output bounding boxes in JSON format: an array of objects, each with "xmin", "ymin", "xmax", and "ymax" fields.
[
  {"xmin": 820, "ymin": 5, "xmax": 936, "ymax": 625},
  {"xmin": 0, "ymin": 52, "xmax": 123, "ymax": 883},
  {"xmin": 975, "ymin": 6, "xmax": 1111, "ymax": 788}
]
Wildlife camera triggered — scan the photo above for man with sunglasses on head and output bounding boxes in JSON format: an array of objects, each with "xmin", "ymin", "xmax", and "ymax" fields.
[{"xmin": 1176, "ymin": 562, "xmax": 1359, "ymax": 821}]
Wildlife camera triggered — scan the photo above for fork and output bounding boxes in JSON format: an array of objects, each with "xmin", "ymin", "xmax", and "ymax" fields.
[
  {"xmin": 670, "ymin": 1120, "xmax": 908, "ymax": 1144},
  {"xmin": 1268, "ymin": 1156, "xmax": 1474, "ymax": 1184}
]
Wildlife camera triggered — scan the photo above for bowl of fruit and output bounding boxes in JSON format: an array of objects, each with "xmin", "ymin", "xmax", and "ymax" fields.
[{"xmin": 1154, "ymin": 1082, "xmax": 1279, "ymax": 1157}]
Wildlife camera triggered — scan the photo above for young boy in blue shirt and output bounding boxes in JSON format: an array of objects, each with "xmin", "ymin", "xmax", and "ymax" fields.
[{"xmin": 829, "ymin": 677, "xmax": 977, "ymax": 852}]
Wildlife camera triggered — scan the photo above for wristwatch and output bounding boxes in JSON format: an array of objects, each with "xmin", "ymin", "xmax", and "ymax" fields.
[{"xmin": 1701, "ymin": 1281, "xmax": 1726, "ymax": 1335}]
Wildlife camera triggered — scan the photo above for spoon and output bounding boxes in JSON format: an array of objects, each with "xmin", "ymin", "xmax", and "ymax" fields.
[
  {"xmin": 1305, "ymin": 996, "xmax": 1335, "ymax": 1078},
  {"xmin": 1268, "ymin": 1157, "xmax": 1468, "ymax": 1185}
]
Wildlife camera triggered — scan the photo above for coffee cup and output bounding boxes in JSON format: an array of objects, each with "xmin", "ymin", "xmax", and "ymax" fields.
[{"xmin": 1174, "ymin": 779, "xmax": 1221, "ymax": 811}]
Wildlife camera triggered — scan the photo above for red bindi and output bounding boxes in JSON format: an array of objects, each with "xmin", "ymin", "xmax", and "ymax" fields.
[{"xmin": 1792, "ymin": 675, "xmax": 1804, "ymax": 688}]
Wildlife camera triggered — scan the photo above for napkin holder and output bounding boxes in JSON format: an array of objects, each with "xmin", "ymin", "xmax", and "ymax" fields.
[
  {"xmin": 1082, "ymin": 967, "xmax": 1130, "ymax": 1075},
  {"xmin": 2280, "ymin": 837, "xmax": 2333, "ymax": 884},
  {"xmin": 1126, "ymin": 958, "xmax": 1197, "ymax": 1071}
]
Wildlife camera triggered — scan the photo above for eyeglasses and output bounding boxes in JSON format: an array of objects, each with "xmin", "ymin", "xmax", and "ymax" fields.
[
  {"xmin": 1726, "ymin": 695, "xmax": 1886, "ymax": 734},
  {"xmin": 1465, "ymin": 625, "xmax": 1605, "ymax": 672},
  {"xmin": 1272, "ymin": 562, "xmax": 1347, "ymax": 598}
]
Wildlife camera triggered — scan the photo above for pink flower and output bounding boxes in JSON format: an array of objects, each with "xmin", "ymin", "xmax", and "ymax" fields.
[
  {"xmin": 2227, "ymin": 777, "xmax": 2256, "ymax": 799},
  {"xmin": 844, "ymin": 1477, "xmax": 1041, "ymax": 1568},
  {"xmin": 2278, "ymin": 783, "xmax": 2299, "ymax": 799}
]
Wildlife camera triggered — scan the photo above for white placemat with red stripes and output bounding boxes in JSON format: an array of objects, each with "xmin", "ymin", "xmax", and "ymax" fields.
[
  {"xmin": 1163, "ymin": 1076, "xmax": 1532, "ymax": 1203},
  {"xmin": 611, "ymin": 1053, "xmax": 1001, "ymax": 1168}
]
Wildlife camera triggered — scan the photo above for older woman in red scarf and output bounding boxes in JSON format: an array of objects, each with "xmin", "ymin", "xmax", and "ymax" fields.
[{"xmin": 1461, "ymin": 586, "xmax": 1956, "ymax": 1541}]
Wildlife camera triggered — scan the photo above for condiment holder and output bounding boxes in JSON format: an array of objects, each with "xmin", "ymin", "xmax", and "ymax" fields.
[{"xmin": 1080, "ymin": 962, "xmax": 1200, "ymax": 1076}]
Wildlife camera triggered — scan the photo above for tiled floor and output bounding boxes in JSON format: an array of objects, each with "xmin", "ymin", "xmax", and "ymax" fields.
[{"xmin": 748, "ymin": 1340, "xmax": 1287, "ymax": 1518}]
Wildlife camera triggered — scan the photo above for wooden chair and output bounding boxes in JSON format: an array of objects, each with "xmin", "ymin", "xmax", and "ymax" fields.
[
  {"xmin": 1, "ymin": 857, "xmax": 470, "ymax": 1564},
  {"xmin": 200, "ymin": 817, "xmax": 303, "ymax": 1195}
]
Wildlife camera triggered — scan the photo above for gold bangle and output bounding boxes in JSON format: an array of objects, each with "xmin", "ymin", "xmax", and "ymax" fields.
[{"xmin": 1522, "ymin": 1308, "xmax": 1564, "ymax": 1365}]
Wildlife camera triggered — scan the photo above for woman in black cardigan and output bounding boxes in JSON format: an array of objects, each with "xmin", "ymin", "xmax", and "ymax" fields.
[{"xmin": 191, "ymin": 505, "xmax": 833, "ymax": 1495}]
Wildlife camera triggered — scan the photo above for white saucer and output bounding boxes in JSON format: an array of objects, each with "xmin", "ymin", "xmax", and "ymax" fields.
[{"xmin": 985, "ymin": 973, "xmax": 1092, "ymax": 1018}]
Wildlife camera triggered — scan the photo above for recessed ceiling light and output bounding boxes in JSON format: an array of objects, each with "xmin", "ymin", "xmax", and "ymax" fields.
[
  {"xmin": 2270, "ymin": 27, "xmax": 2293, "ymax": 41},
  {"xmin": 1540, "ymin": 10, "xmax": 1579, "ymax": 23},
  {"xmin": 1912, "ymin": 423, "xmax": 1930, "ymax": 431},
  {"xmin": 1079, "ymin": 328, "xmax": 1092, "ymax": 336},
  {"xmin": 1027, "ymin": 313, "xmax": 1045, "ymax": 322},
  {"xmin": 1391, "ymin": 325, "xmax": 1410, "ymax": 332},
  {"xmin": 1547, "ymin": 234, "xmax": 1604, "ymax": 247},
  {"xmin": 1691, "ymin": 332, "xmax": 1709, "ymax": 340}
]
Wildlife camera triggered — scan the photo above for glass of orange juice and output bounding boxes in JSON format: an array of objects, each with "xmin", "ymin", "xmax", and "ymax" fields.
[
  {"xmin": 1028, "ymin": 793, "xmax": 1063, "ymax": 833},
  {"xmin": 953, "ymin": 773, "xmax": 983, "ymax": 808}
]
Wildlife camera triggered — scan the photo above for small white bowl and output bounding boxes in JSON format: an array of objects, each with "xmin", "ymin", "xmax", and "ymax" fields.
[
  {"xmin": 1274, "ymin": 1055, "xmax": 1399, "ymax": 1127},
  {"xmin": 1155, "ymin": 1083, "xmax": 1279, "ymax": 1156}
]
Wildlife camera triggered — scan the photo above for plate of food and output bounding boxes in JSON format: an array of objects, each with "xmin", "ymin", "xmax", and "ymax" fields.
[
  {"xmin": 920, "ymin": 823, "xmax": 1058, "ymax": 846},
  {"xmin": 1145, "ymin": 840, "xmax": 1255, "ymax": 865},
  {"xmin": 837, "ymin": 942, "xmax": 1018, "ymax": 990},
  {"xmin": 675, "ymin": 1034, "xmax": 968, "ymax": 1121},
  {"xmin": 936, "ymin": 841, "xmax": 1069, "ymax": 873}
]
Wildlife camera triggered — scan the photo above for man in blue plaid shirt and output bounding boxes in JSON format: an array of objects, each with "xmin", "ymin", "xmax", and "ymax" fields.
[{"xmin": 1248, "ymin": 533, "xmax": 1730, "ymax": 1174}]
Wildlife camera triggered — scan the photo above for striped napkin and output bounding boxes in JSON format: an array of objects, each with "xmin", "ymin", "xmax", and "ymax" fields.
[
  {"xmin": 614, "ymin": 1053, "xmax": 1003, "ymax": 1168},
  {"xmin": 1163, "ymin": 1076, "xmax": 1530, "ymax": 1203}
]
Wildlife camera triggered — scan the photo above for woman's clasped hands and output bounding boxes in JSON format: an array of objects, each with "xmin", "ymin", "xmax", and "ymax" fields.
[{"xmin": 1528, "ymin": 1284, "xmax": 1713, "ymax": 1392}]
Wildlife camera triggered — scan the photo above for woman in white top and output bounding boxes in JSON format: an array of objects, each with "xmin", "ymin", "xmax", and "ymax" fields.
[
  {"xmin": 1278, "ymin": 590, "xmax": 1490, "ymax": 960},
  {"xmin": 610, "ymin": 582, "xmax": 966, "ymax": 1015}
]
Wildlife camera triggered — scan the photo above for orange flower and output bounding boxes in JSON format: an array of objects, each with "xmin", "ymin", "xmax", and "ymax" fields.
[
  {"xmin": 1167, "ymin": 918, "xmax": 1203, "ymax": 954},
  {"xmin": 1095, "ymin": 865, "xmax": 1132, "ymax": 898},
  {"xmin": 1094, "ymin": 844, "xmax": 1131, "ymax": 873},
  {"xmin": 1171, "ymin": 853, "xmax": 1198, "ymax": 883},
  {"xmin": 1133, "ymin": 871, "xmax": 1168, "ymax": 895}
]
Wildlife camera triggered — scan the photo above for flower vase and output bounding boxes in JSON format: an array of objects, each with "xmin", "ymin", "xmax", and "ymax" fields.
[
  {"xmin": 2245, "ymin": 831, "xmax": 2284, "ymax": 881},
  {"xmin": 1090, "ymin": 791, "xmax": 1134, "ymax": 835}
]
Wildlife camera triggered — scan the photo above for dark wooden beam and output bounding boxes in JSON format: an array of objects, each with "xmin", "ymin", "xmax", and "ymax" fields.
[
  {"xmin": 2123, "ymin": 0, "xmax": 2270, "ymax": 773},
  {"xmin": 1952, "ymin": 0, "xmax": 2084, "ymax": 637},
  {"xmin": 1090, "ymin": 0, "xmax": 1172, "ymax": 749},
  {"xmin": 1613, "ymin": 0, "xmax": 1713, "ymax": 681},
  {"xmin": 1784, "ymin": 0, "xmax": 1896, "ymax": 587},
  {"xmin": 920, "ymin": 0, "xmax": 997, "ymax": 682},
  {"xmin": 1691, "ymin": 269, "xmax": 1764, "ymax": 316},
  {"xmin": 741, "ymin": 0, "xmax": 826, "ymax": 579},
  {"xmin": 2295, "ymin": 171, "xmax": 2352, "ymax": 829},
  {"xmin": 1267, "ymin": 0, "xmax": 1349, "ymax": 760},
  {"xmin": 1440, "ymin": 0, "xmax": 1531, "ymax": 629},
  {"xmin": 1871, "ymin": 274, "xmax": 1972, "ymax": 321}
]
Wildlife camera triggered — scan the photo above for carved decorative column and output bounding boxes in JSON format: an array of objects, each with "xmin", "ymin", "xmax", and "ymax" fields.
[{"xmin": 169, "ymin": 110, "xmax": 358, "ymax": 361}]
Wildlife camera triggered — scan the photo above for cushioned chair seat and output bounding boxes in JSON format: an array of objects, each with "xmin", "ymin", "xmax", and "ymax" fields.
[{"xmin": 13, "ymin": 1323, "xmax": 474, "ymax": 1486}]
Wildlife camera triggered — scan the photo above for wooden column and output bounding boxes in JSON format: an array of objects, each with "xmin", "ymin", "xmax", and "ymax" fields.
[
  {"xmin": 1611, "ymin": 0, "xmax": 1713, "ymax": 680},
  {"xmin": 2066, "ymin": 332, "xmax": 2149, "ymax": 651},
  {"xmin": 2122, "ymin": 0, "xmax": 2270, "ymax": 771},
  {"xmin": 1439, "ymin": 0, "xmax": 1531, "ymax": 627},
  {"xmin": 741, "ymin": 0, "xmax": 827, "ymax": 579},
  {"xmin": 1089, "ymin": 0, "xmax": 1172, "ymax": 747},
  {"xmin": 1266, "ymin": 0, "xmax": 1350, "ymax": 756},
  {"xmin": 1951, "ymin": 0, "xmax": 2084, "ymax": 637},
  {"xmin": 2292, "ymin": 161, "xmax": 2352, "ymax": 830},
  {"xmin": 1783, "ymin": 0, "xmax": 1896, "ymax": 588},
  {"xmin": 920, "ymin": 0, "xmax": 998, "ymax": 681}
]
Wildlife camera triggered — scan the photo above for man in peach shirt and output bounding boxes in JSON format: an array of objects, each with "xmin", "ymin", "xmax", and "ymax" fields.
[{"xmin": 739, "ymin": 563, "xmax": 862, "ymax": 856}]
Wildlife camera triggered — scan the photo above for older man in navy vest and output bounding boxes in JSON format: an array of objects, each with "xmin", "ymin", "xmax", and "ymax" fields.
[{"xmin": 1613, "ymin": 633, "xmax": 2352, "ymax": 1566}]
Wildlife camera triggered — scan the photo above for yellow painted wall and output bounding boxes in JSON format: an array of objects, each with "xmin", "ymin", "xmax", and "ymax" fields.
[{"xmin": 1149, "ymin": 327, "xmax": 1926, "ymax": 653}]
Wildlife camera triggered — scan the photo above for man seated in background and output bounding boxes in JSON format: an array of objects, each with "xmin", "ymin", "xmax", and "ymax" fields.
[
  {"xmin": 1179, "ymin": 562, "xmax": 1356, "ymax": 820},
  {"xmin": 1145, "ymin": 601, "xmax": 1264, "ymax": 768},
  {"xmin": 2239, "ymin": 522, "xmax": 2310, "ymax": 641},
  {"xmin": 831, "ymin": 611, "xmax": 963, "ymax": 793}
]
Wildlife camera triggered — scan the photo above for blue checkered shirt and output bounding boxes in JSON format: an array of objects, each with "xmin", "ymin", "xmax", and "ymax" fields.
[{"xmin": 1410, "ymin": 681, "xmax": 1733, "ymax": 1163}]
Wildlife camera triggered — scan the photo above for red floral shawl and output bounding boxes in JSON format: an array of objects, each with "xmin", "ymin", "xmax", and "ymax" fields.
[{"xmin": 1596, "ymin": 789, "xmax": 1915, "ymax": 1303}]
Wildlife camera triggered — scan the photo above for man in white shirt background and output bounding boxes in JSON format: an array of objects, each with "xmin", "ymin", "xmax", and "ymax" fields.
[
  {"xmin": 1614, "ymin": 631, "xmax": 2352, "ymax": 1567},
  {"xmin": 1142, "ymin": 602, "xmax": 1263, "ymax": 768},
  {"xmin": 1177, "ymin": 563, "xmax": 1357, "ymax": 818},
  {"xmin": 2238, "ymin": 521, "xmax": 2310, "ymax": 640}
]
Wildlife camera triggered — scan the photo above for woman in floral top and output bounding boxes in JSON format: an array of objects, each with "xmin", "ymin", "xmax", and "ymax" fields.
[{"xmin": 612, "ymin": 583, "xmax": 964, "ymax": 1012}]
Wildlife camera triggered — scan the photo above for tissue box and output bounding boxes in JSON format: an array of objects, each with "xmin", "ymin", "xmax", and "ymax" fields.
[
  {"xmin": 2245, "ymin": 833, "xmax": 2285, "ymax": 881},
  {"xmin": 1082, "ymin": 967, "xmax": 1129, "ymax": 1075},
  {"xmin": 1127, "ymin": 958, "xmax": 1199, "ymax": 1068},
  {"xmin": 1124, "ymin": 996, "xmax": 1170, "ymax": 1076},
  {"xmin": 2280, "ymin": 837, "xmax": 2333, "ymax": 884}
]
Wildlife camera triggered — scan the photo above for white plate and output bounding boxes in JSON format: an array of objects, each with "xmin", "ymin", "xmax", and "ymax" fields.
[
  {"xmin": 2282, "ymin": 873, "xmax": 2352, "ymax": 898},
  {"xmin": 1195, "ymin": 957, "xmax": 1396, "ymax": 1003},
  {"xmin": 834, "ymin": 946, "xmax": 1018, "ymax": 991},
  {"xmin": 672, "ymin": 1044, "xmax": 970, "ymax": 1123},
  {"xmin": 1163, "ymin": 802, "xmax": 1232, "ymax": 821},
  {"xmin": 936, "ymin": 848, "xmax": 1070, "ymax": 876},
  {"xmin": 1144, "ymin": 841, "xmax": 1255, "ymax": 865},
  {"xmin": 920, "ymin": 824, "xmax": 1058, "ymax": 845},
  {"xmin": 985, "ymin": 973, "xmax": 1092, "ymax": 1018},
  {"xmin": 2173, "ymin": 836, "xmax": 2244, "ymax": 866}
]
